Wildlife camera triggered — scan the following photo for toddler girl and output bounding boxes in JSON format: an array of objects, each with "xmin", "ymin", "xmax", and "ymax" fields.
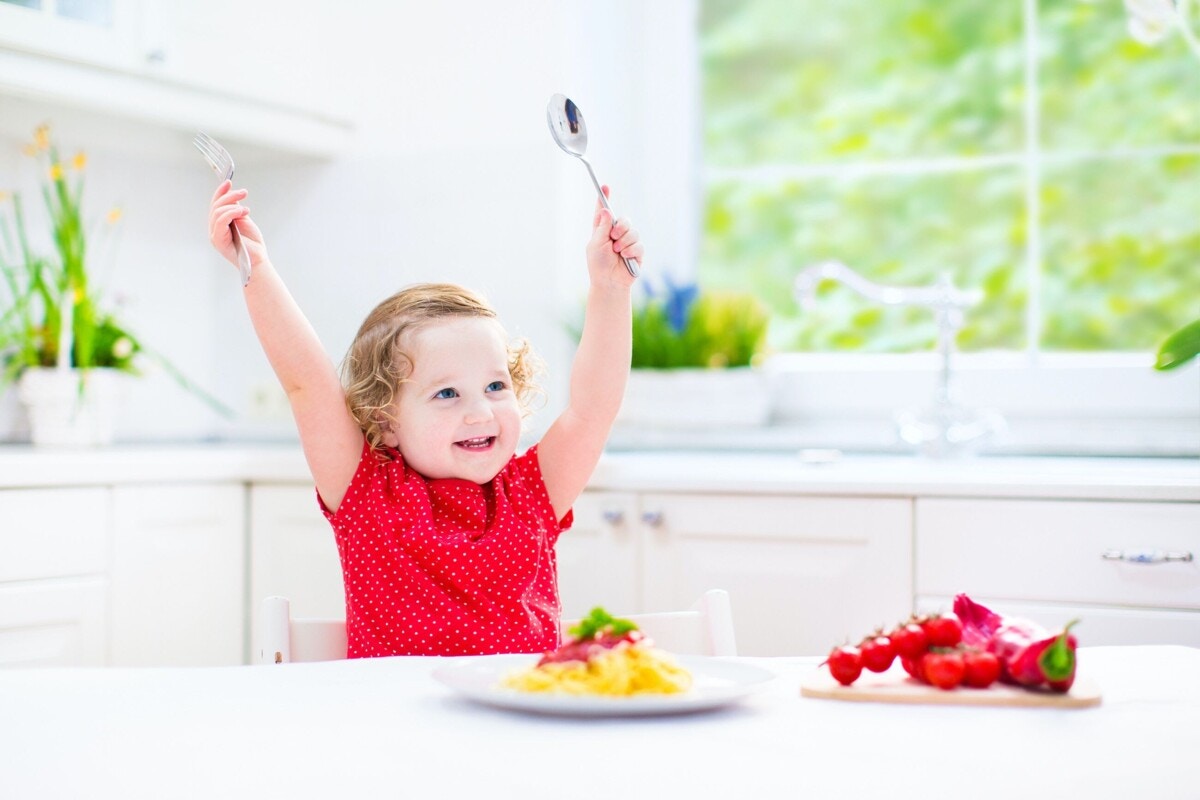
[{"xmin": 206, "ymin": 179, "xmax": 642, "ymax": 657}]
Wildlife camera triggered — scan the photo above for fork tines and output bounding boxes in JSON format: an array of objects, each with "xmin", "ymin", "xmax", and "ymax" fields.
[{"xmin": 193, "ymin": 131, "xmax": 235, "ymax": 181}]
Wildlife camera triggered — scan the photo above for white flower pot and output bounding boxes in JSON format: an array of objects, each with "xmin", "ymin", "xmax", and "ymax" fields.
[
  {"xmin": 617, "ymin": 367, "xmax": 771, "ymax": 430},
  {"xmin": 17, "ymin": 367, "xmax": 123, "ymax": 447}
]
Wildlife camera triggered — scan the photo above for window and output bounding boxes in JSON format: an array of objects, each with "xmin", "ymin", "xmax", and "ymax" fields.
[
  {"xmin": 698, "ymin": 0, "xmax": 1199, "ymax": 356},
  {"xmin": 682, "ymin": 0, "xmax": 1199, "ymax": 456}
]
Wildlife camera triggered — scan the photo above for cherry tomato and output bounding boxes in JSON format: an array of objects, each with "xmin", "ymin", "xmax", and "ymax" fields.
[
  {"xmin": 923, "ymin": 615, "xmax": 964, "ymax": 648},
  {"xmin": 900, "ymin": 653, "xmax": 928, "ymax": 683},
  {"xmin": 859, "ymin": 635, "xmax": 896, "ymax": 673},
  {"xmin": 890, "ymin": 622, "xmax": 929, "ymax": 659},
  {"xmin": 923, "ymin": 650, "xmax": 966, "ymax": 690},
  {"xmin": 826, "ymin": 645, "xmax": 863, "ymax": 686},
  {"xmin": 962, "ymin": 650, "xmax": 1001, "ymax": 688}
]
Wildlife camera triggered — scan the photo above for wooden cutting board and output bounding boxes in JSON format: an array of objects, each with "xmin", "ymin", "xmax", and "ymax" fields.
[{"xmin": 800, "ymin": 663, "xmax": 1102, "ymax": 708}]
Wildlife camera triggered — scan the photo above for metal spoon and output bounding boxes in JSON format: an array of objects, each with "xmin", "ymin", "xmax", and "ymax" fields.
[{"xmin": 546, "ymin": 94, "xmax": 639, "ymax": 278}]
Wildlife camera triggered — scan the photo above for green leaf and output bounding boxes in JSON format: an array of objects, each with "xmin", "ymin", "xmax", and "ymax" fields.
[
  {"xmin": 566, "ymin": 606, "xmax": 639, "ymax": 641},
  {"xmin": 1155, "ymin": 318, "xmax": 1200, "ymax": 370}
]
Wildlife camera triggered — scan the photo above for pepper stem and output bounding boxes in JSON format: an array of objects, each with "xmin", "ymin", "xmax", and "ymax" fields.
[{"xmin": 1038, "ymin": 619, "xmax": 1078, "ymax": 682}]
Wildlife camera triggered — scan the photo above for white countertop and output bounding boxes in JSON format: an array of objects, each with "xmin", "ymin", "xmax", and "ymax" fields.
[
  {"xmin": 2, "ymin": 647, "xmax": 1197, "ymax": 799},
  {"xmin": 0, "ymin": 442, "xmax": 1195, "ymax": 501}
]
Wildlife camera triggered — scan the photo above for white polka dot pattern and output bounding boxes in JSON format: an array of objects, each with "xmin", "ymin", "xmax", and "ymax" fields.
[{"xmin": 319, "ymin": 438, "xmax": 574, "ymax": 658}]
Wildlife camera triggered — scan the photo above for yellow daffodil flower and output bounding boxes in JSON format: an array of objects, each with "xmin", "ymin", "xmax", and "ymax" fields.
[
  {"xmin": 72, "ymin": 152, "xmax": 87, "ymax": 171},
  {"xmin": 34, "ymin": 124, "xmax": 50, "ymax": 151},
  {"xmin": 49, "ymin": 163, "xmax": 63, "ymax": 181},
  {"xmin": 106, "ymin": 207, "xmax": 123, "ymax": 224}
]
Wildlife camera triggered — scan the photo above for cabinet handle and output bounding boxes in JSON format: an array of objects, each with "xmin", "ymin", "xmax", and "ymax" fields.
[
  {"xmin": 1101, "ymin": 549, "xmax": 1194, "ymax": 565},
  {"xmin": 640, "ymin": 511, "xmax": 664, "ymax": 528},
  {"xmin": 601, "ymin": 510, "xmax": 625, "ymax": 526}
]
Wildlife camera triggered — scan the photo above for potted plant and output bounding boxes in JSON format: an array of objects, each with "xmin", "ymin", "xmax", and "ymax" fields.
[
  {"xmin": 619, "ymin": 277, "xmax": 771, "ymax": 429},
  {"xmin": 0, "ymin": 125, "xmax": 227, "ymax": 446}
]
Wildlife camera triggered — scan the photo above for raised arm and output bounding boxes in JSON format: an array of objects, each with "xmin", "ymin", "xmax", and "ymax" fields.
[
  {"xmin": 538, "ymin": 188, "xmax": 642, "ymax": 520},
  {"xmin": 208, "ymin": 180, "xmax": 362, "ymax": 511}
]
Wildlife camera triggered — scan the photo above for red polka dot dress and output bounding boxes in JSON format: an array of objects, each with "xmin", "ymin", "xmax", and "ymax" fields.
[{"xmin": 320, "ymin": 437, "xmax": 573, "ymax": 658}]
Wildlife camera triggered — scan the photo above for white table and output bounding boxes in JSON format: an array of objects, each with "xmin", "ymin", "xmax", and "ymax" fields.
[{"xmin": 2, "ymin": 646, "xmax": 1198, "ymax": 799}]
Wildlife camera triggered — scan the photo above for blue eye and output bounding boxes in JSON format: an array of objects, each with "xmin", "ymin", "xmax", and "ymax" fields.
[
  {"xmin": 434, "ymin": 388, "xmax": 458, "ymax": 399},
  {"xmin": 485, "ymin": 381, "xmax": 506, "ymax": 392}
]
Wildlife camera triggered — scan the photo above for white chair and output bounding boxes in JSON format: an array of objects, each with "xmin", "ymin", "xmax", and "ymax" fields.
[
  {"xmin": 259, "ymin": 588, "xmax": 737, "ymax": 664},
  {"xmin": 259, "ymin": 596, "xmax": 347, "ymax": 665},
  {"xmin": 562, "ymin": 590, "xmax": 738, "ymax": 657}
]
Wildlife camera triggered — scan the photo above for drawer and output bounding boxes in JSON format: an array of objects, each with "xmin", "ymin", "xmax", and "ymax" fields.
[
  {"xmin": 918, "ymin": 595, "xmax": 1200, "ymax": 647},
  {"xmin": 0, "ymin": 578, "xmax": 108, "ymax": 667},
  {"xmin": 0, "ymin": 488, "xmax": 110, "ymax": 581},
  {"xmin": 917, "ymin": 498, "xmax": 1200, "ymax": 610}
]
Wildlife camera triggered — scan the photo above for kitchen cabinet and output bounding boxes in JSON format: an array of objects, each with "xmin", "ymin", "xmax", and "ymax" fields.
[
  {"xmin": 560, "ymin": 490, "xmax": 914, "ymax": 657},
  {"xmin": 110, "ymin": 484, "xmax": 246, "ymax": 666},
  {"xmin": 248, "ymin": 484, "xmax": 344, "ymax": 651},
  {"xmin": 0, "ymin": 0, "xmax": 353, "ymax": 156},
  {"xmin": 1, "ymin": 446, "xmax": 1195, "ymax": 667},
  {"xmin": 556, "ymin": 491, "xmax": 640, "ymax": 620},
  {"xmin": 915, "ymin": 497, "xmax": 1200, "ymax": 646},
  {"xmin": 0, "ymin": 488, "xmax": 109, "ymax": 667}
]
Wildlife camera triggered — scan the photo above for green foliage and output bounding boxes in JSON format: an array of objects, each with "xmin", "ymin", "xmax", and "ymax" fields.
[
  {"xmin": 1156, "ymin": 318, "xmax": 1200, "ymax": 370},
  {"xmin": 631, "ymin": 282, "xmax": 769, "ymax": 369},
  {"xmin": 699, "ymin": 0, "xmax": 1200, "ymax": 355},
  {"xmin": 568, "ymin": 607, "xmax": 638, "ymax": 641},
  {"xmin": 0, "ymin": 126, "xmax": 140, "ymax": 380},
  {"xmin": 0, "ymin": 126, "xmax": 230, "ymax": 415}
]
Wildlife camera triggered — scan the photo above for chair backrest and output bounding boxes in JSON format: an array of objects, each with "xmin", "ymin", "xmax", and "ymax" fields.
[
  {"xmin": 259, "ymin": 596, "xmax": 347, "ymax": 664},
  {"xmin": 260, "ymin": 588, "xmax": 737, "ymax": 663},
  {"xmin": 561, "ymin": 589, "xmax": 738, "ymax": 657}
]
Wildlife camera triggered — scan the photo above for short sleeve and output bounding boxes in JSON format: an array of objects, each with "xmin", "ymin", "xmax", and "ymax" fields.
[
  {"xmin": 512, "ymin": 444, "xmax": 574, "ymax": 537},
  {"xmin": 317, "ymin": 437, "xmax": 394, "ymax": 525}
]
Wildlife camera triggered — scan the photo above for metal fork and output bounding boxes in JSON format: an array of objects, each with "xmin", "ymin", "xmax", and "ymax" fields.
[{"xmin": 193, "ymin": 132, "xmax": 252, "ymax": 287}]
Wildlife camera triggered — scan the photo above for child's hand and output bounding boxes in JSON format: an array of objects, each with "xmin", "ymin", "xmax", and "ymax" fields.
[
  {"xmin": 208, "ymin": 179, "xmax": 269, "ymax": 270},
  {"xmin": 586, "ymin": 185, "xmax": 642, "ymax": 288}
]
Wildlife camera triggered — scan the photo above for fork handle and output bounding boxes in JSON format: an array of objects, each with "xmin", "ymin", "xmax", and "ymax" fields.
[{"xmin": 230, "ymin": 224, "xmax": 252, "ymax": 287}]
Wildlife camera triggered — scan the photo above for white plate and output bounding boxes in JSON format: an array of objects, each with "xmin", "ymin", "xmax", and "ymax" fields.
[{"xmin": 432, "ymin": 654, "xmax": 776, "ymax": 717}]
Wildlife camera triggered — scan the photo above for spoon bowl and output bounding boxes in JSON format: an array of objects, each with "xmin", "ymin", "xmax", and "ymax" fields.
[{"xmin": 546, "ymin": 94, "xmax": 639, "ymax": 278}]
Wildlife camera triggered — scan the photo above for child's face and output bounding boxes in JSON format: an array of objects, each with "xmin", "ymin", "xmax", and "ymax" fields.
[{"xmin": 382, "ymin": 316, "xmax": 521, "ymax": 483}]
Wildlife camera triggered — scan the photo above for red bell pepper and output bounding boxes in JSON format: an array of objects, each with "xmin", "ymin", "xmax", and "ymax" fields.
[{"xmin": 953, "ymin": 593, "xmax": 1078, "ymax": 693}]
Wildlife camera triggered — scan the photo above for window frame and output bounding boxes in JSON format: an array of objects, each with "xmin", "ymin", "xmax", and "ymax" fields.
[{"xmin": 614, "ymin": 0, "xmax": 1200, "ymax": 457}]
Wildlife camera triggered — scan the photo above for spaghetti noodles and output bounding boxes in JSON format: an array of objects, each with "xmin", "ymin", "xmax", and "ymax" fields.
[{"xmin": 501, "ymin": 607, "xmax": 693, "ymax": 697}]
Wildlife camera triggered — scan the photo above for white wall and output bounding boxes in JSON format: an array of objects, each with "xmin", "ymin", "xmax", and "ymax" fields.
[{"xmin": 0, "ymin": 1, "xmax": 697, "ymax": 444}]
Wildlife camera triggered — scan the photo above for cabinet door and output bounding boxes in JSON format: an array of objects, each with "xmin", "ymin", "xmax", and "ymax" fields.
[
  {"xmin": 249, "ymin": 485, "xmax": 344, "ymax": 649},
  {"xmin": 916, "ymin": 499, "xmax": 1200, "ymax": 610},
  {"xmin": 640, "ymin": 493, "xmax": 913, "ymax": 657},
  {"xmin": 0, "ymin": 488, "xmax": 109, "ymax": 582},
  {"xmin": 556, "ymin": 491, "xmax": 639, "ymax": 620},
  {"xmin": 110, "ymin": 484, "xmax": 245, "ymax": 667},
  {"xmin": 0, "ymin": 578, "xmax": 107, "ymax": 667}
]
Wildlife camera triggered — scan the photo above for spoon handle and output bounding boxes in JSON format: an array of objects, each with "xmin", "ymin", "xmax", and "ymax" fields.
[{"xmin": 582, "ymin": 159, "xmax": 640, "ymax": 278}]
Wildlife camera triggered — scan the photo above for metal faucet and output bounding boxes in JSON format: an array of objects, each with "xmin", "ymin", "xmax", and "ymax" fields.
[{"xmin": 794, "ymin": 261, "xmax": 1004, "ymax": 456}]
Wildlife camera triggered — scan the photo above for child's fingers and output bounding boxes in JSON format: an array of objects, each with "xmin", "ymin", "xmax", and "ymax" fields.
[
  {"xmin": 211, "ymin": 206, "xmax": 249, "ymax": 240},
  {"xmin": 233, "ymin": 212, "xmax": 263, "ymax": 242},
  {"xmin": 618, "ymin": 239, "xmax": 645, "ymax": 263},
  {"xmin": 612, "ymin": 225, "xmax": 640, "ymax": 254},
  {"xmin": 590, "ymin": 208, "xmax": 613, "ymax": 245},
  {"xmin": 210, "ymin": 179, "xmax": 233, "ymax": 204},
  {"xmin": 213, "ymin": 186, "xmax": 247, "ymax": 208},
  {"xmin": 609, "ymin": 216, "xmax": 633, "ymax": 240},
  {"xmin": 592, "ymin": 185, "xmax": 612, "ymax": 226}
]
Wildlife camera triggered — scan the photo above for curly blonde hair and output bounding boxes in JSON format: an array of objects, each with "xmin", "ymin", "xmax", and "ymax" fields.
[{"xmin": 341, "ymin": 283, "xmax": 543, "ymax": 451}]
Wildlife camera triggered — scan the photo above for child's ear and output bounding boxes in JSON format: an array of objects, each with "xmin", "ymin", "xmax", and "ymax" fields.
[{"xmin": 379, "ymin": 422, "xmax": 400, "ymax": 449}]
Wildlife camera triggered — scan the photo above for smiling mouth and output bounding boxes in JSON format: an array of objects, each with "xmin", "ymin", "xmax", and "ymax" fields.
[{"xmin": 456, "ymin": 436, "xmax": 496, "ymax": 451}]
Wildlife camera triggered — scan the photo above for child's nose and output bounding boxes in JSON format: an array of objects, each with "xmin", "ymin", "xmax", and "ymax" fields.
[{"xmin": 463, "ymin": 395, "xmax": 494, "ymax": 424}]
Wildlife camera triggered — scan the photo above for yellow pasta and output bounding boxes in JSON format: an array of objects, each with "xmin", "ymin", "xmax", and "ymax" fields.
[{"xmin": 502, "ymin": 643, "xmax": 693, "ymax": 697}]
